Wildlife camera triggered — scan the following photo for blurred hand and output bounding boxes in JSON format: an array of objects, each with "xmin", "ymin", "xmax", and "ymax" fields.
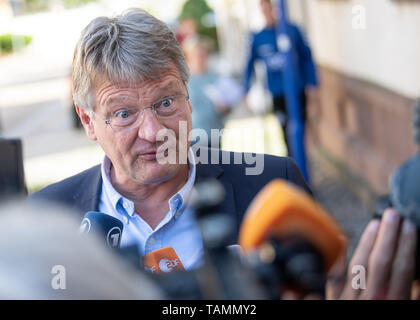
[
  {"xmin": 281, "ymin": 290, "xmax": 323, "ymax": 300},
  {"xmin": 326, "ymin": 208, "xmax": 417, "ymax": 300},
  {"xmin": 412, "ymin": 280, "xmax": 420, "ymax": 300}
]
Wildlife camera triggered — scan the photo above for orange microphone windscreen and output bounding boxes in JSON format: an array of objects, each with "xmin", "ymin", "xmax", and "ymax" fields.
[
  {"xmin": 142, "ymin": 247, "xmax": 185, "ymax": 274},
  {"xmin": 238, "ymin": 179, "xmax": 347, "ymax": 272}
]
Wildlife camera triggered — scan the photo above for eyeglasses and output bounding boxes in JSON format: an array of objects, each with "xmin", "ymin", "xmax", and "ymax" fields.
[{"xmin": 97, "ymin": 94, "xmax": 190, "ymax": 133}]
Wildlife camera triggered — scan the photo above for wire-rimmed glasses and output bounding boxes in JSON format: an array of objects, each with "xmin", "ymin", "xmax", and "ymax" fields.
[{"xmin": 97, "ymin": 94, "xmax": 190, "ymax": 133}]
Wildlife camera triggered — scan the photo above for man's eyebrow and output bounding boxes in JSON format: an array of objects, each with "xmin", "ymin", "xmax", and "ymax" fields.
[
  {"xmin": 153, "ymin": 81, "xmax": 183, "ymax": 96},
  {"xmin": 104, "ymin": 96, "xmax": 136, "ymax": 107},
  {"xmin": 103, "ymin": 81, "xmax": 183, "ymax": 107}
]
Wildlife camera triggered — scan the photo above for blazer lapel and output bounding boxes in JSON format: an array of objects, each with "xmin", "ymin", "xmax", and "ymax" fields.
[
  {"xmin": 72, "ymin": 165, "xmax": 102, "ymax": 217},
  {"xmin": 195, "ymin": 161, "xmax": 239, "ymax": 241}
]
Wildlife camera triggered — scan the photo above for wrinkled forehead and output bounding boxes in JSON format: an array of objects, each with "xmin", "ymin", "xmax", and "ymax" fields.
[
  {"xmin": 93, "ymin": 62, "xmax": 185, "ymax": 92},
  {"xmin": 97, "ymin": 66, "xmax": 184, "ymax": 89},
  {"xmin": 92, "ymin": 69, "xmax": 187, "ymax": 108}
]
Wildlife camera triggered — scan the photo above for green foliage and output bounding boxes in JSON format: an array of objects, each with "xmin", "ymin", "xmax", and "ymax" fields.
[
  {"xmin": 179, "ymin": 0, "xmax": 218, "ymax": 50},
  {"xmin": 179, "ymin": 0, "xmax": 213, "ymax": 22},
  {"xmin": 0, "ymin": 34, "xmax": 32, "ymax": 54},
  {"xmin": 21, "ymin": 0, "xmax": 99, "ymax": 13},
  {"xmin": 62, "ymin": 0, "xmax": 99, "ymax": 9}
]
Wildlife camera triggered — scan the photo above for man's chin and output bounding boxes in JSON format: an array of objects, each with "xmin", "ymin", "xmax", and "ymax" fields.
[{"xmin": 132, "ymin": 161, "xmax": 181, "ymax": 185}]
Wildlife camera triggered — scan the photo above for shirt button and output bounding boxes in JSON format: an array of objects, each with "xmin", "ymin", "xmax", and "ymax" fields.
[
  {"xmin": 123, "ymin": 216, "xmax": 129, "ymax": 224},
  {"xmin": 149, "ymin": 237, "xmax": 155, "ymax": 245},
  {"xmin": 123, "ymin": 202, "xmax": 129, "ymax": 210}
]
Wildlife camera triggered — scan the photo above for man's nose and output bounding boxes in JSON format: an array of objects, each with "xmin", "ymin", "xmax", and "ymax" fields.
[{"xmin": 137, "ymin": 108, "xmax": 166, "ymax": 142}]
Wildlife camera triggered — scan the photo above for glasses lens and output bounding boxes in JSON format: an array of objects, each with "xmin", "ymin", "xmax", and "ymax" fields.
[
  {"xmin": 110, "ymin": 108, "xmax": 141, "ymax": 131},
  {"xmin": 155, "ymin": 95, "xmax": 187, "ymax": 118},
  {"xmin": 108, "ymin": 95, "xmax": 188, "ymax": 132}
]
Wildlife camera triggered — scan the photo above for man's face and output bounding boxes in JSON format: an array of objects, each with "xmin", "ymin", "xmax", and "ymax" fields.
[
  {"xmin": 81, "ymin": 66, "xmax": 192, "ymax": 185},
  {"xmin": 260, "ymin": 0, "xmax": 276, "ymax": 25}
]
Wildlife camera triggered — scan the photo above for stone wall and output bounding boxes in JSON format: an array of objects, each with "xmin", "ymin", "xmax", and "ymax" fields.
[{"xmin": 308, "ymin": 66, "xmax": 417, "ymax": 207}]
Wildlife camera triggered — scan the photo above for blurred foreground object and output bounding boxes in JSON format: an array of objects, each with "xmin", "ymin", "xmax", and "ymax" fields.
[
  {"xmin": 0, "ymin": 200, "xmax": 163, "ymax": 299},
  {"xmin": 150, "ymin": 178, "xmax": 346, "ymax": 299},
  {"xmin": 375, "ymin": 98, "xmax": 420, "ymax": 279},
  {"xmin": 239, "ymin": 179, "xmax": 347, "ymax": 297}
]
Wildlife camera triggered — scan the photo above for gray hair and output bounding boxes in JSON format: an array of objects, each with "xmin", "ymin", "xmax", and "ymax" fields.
[{"xmin": 72, "ymin": 8, "xmax": 190, "ymax": 110}]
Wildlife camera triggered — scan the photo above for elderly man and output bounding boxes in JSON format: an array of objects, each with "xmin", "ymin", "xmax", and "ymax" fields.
[{"xmin": 30, "ymin": 9, "xmax": 417, "ymax": 299}]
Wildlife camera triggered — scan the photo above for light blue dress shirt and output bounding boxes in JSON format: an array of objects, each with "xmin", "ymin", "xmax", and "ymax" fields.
[{"xmin": 98, "ymin": 148, "xmax": 204, "ymax": 271}]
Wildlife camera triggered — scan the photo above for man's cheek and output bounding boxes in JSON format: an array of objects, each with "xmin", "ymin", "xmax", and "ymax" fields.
[{"xmin": 177, "ymin": 121, "xmax": 191, "ymax": 165}]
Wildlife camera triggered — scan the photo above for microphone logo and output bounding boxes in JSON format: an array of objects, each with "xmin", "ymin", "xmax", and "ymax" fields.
[
  {"xmin": 142, "ymin": 247, "xmax": 185, "ymax": 274},
  {"xmin": 158, "ymin": 258, "xmax": 180, "ymax": 273},
  {"xmin": 80, "ymin": 218, "xmax": 91, "ymax": 233},
  {"xmin": 106, "ymin": 226, "xmax": 122, "ymax": 248}
]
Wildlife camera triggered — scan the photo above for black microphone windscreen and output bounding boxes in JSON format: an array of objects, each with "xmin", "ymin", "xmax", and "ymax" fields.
[{"xmin": 80, "ymin": 211, "xmax": 123, "ymax": 249}]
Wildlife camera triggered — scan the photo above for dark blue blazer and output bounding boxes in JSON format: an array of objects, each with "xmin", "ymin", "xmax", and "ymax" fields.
[{"xmin": 29, "ymin": 149, "xmax": 311, "ymax": 239}]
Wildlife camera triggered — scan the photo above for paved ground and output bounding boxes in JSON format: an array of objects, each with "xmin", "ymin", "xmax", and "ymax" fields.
[{"xmin": 309, "ymin": 148, "xmax": 372, "ymax": 258}]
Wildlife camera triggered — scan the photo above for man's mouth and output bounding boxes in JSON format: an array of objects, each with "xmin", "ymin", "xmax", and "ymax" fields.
[
  {"xmin": 138, "ymin": 149, "xmax": 158, "ymax": 161},
  {"xmin": 138, "ymin": 148, "xmax": 172, "ymax": 161}
]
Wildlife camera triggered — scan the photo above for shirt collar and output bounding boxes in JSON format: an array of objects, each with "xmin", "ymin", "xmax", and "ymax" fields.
[
  {"xmin": 101, "ymin": 148, "xmax": 196, "ymax": 219},
  {"xmin": 169, "ymin": 147, "xmax": 196, "ymax": 217},
  {"xmin": 101, "ymin": 156, "xmax": 126, "ymax": 212}
]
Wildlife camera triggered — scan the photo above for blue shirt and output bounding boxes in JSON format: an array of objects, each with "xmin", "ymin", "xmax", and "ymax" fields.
[
  {"xmin": 243, "ymin": 24, "xmax": 318, "ymax": 97},
  {"xmin": 98, "ymin": 148, "xmax": 204, "ymax": 271}
]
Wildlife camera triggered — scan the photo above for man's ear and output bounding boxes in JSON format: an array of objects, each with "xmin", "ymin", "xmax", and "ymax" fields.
[{"xmin": 75, "ymin": 104, "xmax": 97, "ymax": 141}]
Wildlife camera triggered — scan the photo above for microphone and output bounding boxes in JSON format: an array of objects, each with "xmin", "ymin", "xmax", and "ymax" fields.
[
  {"xmin": 80, "ymin": 211, "xmax": 123, "ymax": 249},
  {"xmin": 238, "ymin": 179, "xmax": 347, "ymax": 295},
  {"xmin": 142, "ymin": 247, "xmax": 185, "ymax": 274}
]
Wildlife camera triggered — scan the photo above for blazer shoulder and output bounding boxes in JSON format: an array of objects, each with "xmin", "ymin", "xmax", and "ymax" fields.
[
  {"xmin": 218, "ymin": 151, "xmax": 311, "ymax": 194},
  {"xmin": 264, "ymin": 154, "xmax": 312, "ymax": 195},
  {"xmin": 29, "ymin": 165, "xmax": 102, "ymax": 204}
]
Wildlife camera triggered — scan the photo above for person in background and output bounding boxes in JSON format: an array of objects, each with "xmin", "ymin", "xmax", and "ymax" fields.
[
  {"xmin": 242, "ymin": 0, "xmax": 318, "ymax": 155},
  {"xmin": 183, "ymin": 36, "xmax": 229, "ymax": 148},
  {"xmin": 175, "ymin": 17, "xmax": 197, "ymax": 47}
]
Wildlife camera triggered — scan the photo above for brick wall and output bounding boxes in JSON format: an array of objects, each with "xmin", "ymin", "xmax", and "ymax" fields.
[{"xmin": 308, "ymin": 66, "xmax": 418, "ymax": 206}]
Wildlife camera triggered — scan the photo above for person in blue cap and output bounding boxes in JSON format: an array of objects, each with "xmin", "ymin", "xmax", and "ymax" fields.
[{"xmin": 243, "ymin": 0, "xmax": 318, "ymax": 155}]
